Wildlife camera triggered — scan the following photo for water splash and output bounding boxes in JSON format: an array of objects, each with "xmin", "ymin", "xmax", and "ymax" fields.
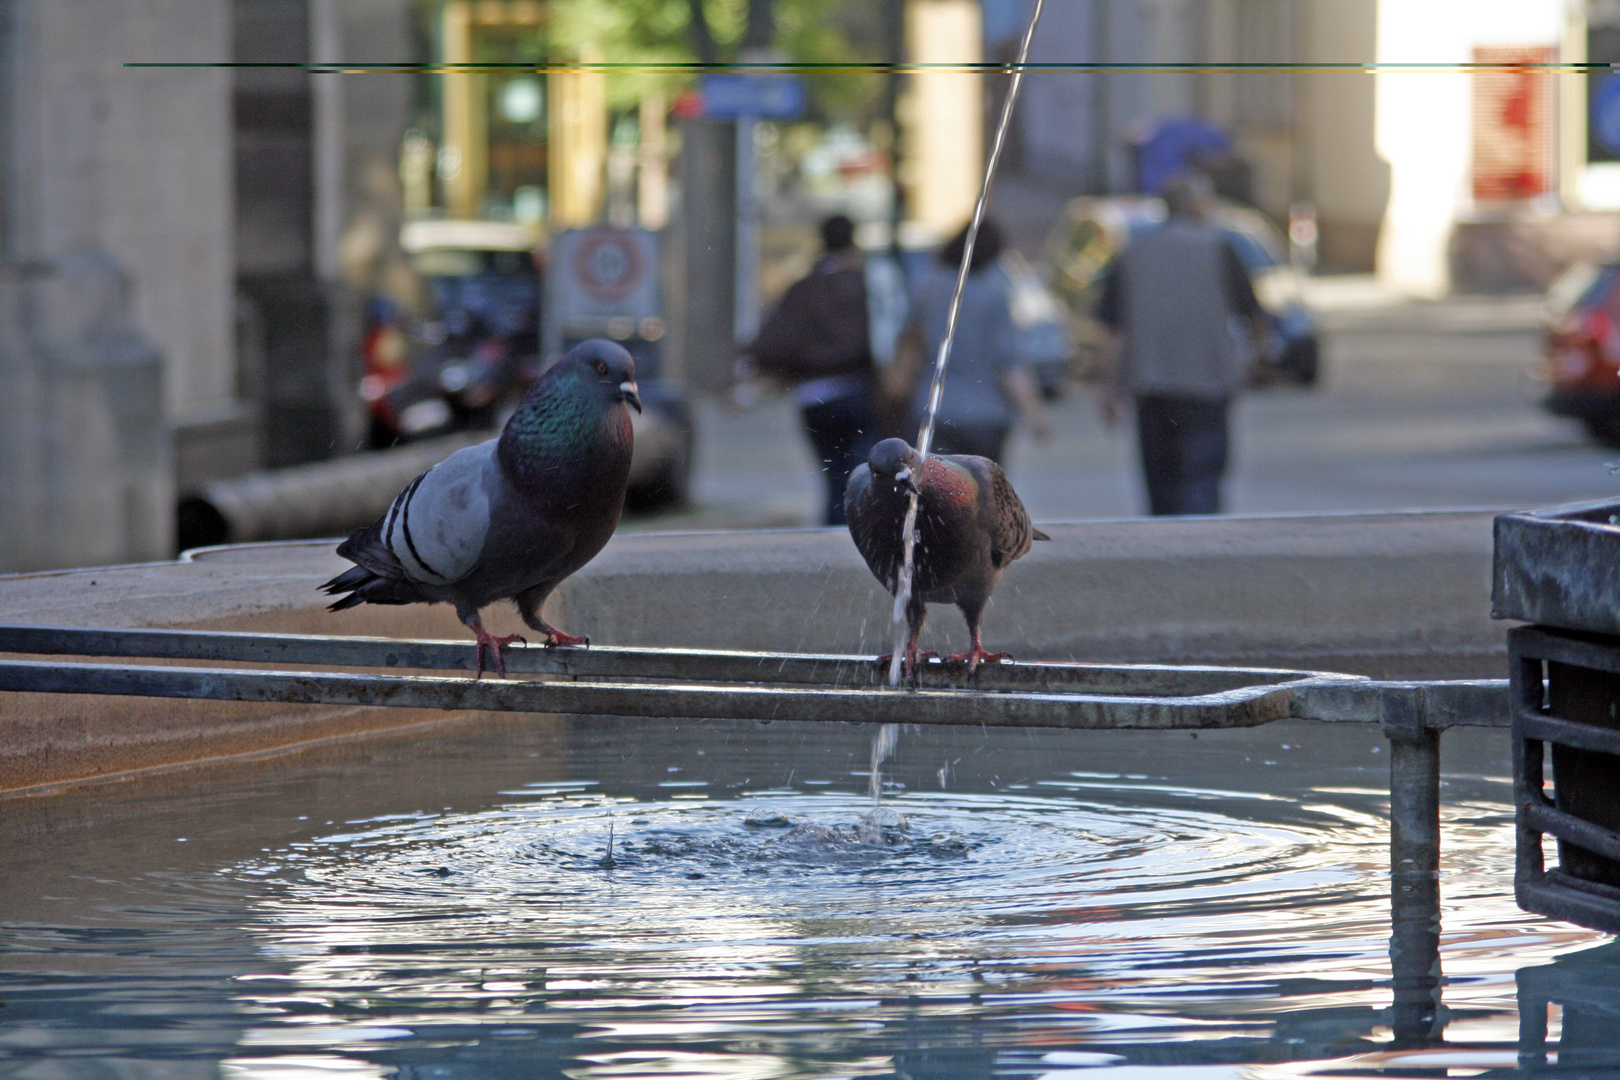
[
  {"xmin": 888, "ymin": 0, "xmax": 1047, "ymax": 688},
  {"xmin": 868, "ymin": 722, "xmax": 900, "ymax": 803}
]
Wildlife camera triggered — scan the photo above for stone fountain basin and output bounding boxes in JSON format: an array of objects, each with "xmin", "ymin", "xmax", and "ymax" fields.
[{"xmin": 0, "ymin": 509, "xmax": 1505, "ymax": 793}]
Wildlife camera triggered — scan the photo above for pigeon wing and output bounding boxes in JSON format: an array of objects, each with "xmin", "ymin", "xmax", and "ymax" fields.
[
  {"xmin": 377, "ymin": 441, "xmax": 499, "ymax": 587},
  {"xmin": 843, "ymin": 463, "xmax": 900, "ymax": 592},
  {"xmin": 966, "ymin": 457, "xmax": 1038, "ymax": 569}
]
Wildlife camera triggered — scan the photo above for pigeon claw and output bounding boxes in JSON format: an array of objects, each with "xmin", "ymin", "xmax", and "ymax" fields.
[
  {"xmin": 471, "ymin": 625, "xmax": 526, "ymax": 679},
  {"xmin": 948, "ymin": 644, "xmax": 1011, "ymax": 674},
  {"xmin": 544, "ymin": 628, "xmax": 590, "ymax": 649},
  {"xmin": 874, "ymin": 648, "xmax": 937, "ymax": 686}
]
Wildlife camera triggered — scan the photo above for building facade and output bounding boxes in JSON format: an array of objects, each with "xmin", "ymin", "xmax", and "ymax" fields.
[{"xmin": 1003, "ymin": 0, "xmax": 1610, "ymax": 293}]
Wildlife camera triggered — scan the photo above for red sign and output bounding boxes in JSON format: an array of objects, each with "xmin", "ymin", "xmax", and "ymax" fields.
[{"xmin": 1472, "ymin": 45, "xmax": 1555, "ymax": 203}]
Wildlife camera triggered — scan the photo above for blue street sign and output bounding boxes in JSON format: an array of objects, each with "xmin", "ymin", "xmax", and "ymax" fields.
[
  {"xmin": 1595, "ymin": 73, "xmax": 1620, "ymax": 156},
  {"xmin": 700, "ymin": 72, "xmax": 806, "ymax": 120}
]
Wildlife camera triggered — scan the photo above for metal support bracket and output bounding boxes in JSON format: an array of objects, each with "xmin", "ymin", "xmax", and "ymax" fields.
[{"xmin": 0, "ymin": 624, "xmax": 1508, "ymax": 731}]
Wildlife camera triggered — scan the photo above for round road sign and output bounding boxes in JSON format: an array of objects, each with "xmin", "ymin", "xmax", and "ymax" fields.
[{"xmin": 571, "ymin": 229, "xmax": 644, "ymax": 304}]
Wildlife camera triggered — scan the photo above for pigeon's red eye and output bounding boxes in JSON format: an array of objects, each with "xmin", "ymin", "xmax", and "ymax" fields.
[{"xmin": 595, "ymin": 361, "xmax": 609, "ymax": 375}]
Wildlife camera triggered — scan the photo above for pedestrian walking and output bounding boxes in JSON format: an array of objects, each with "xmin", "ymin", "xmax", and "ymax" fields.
[
  {"xmin": 892, "ymin": 218, "xmax": 1050, "ymax": 463},
  {"xmin": 748, "ymin": 215, "xmax": 888, "ymax": 526},
  {"xmin": 1096, "ymin": 173, "xmax": 1265, "ymax": 515}
]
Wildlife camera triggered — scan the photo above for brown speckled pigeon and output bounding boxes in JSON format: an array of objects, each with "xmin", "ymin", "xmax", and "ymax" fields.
[
  {"xmin": 321, "ymin": 339, "xmax": 640, "ymax": 677},
  {"xmin": 845, "ymin": 437, "xmax": 1049, "ymax": 674}
]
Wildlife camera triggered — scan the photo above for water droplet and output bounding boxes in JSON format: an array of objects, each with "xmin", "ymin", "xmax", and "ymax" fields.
[{"xmin": 744, "ymin": 805, "xmax": 791, "ymax": 828}]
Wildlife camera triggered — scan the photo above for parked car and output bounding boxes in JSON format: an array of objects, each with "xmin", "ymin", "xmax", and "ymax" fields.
[
  {"xmin": 359, "ymin": 219, "xmax": 693, "ymax": 508},
  {"xmin": 1041, "ymin": 195, "xmax": 1321, "ymax": 386},
  {"xmin": 1539, "ymin": 260, "xmax": 1620, "ymax": 446}
]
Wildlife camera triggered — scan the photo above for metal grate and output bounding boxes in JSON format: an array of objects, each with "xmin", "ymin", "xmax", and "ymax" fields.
[{"xmin": 1510, "ymin": 624, "xmax": 1620, "ymax": 935}]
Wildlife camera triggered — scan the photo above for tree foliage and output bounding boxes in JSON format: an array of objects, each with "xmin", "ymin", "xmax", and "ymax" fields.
[{"xmin": 546, "ymin": 0, "xmax": 885, "ymax": 121}]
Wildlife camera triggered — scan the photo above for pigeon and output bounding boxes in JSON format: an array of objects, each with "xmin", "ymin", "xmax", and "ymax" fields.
[
  {"xmin": 321, "ymin": 338, "xmax": 641, "ymax": 677},
  {"xmin": 845, "ymin": 437, "xmax": 1049, "ymax": 675}
]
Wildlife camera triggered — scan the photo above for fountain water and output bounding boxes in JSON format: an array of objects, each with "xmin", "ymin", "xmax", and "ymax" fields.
[
  {"xmin": 2, "ymin": 714, "xmax": 1596, "ymax": 1079},
  {"xmin": 887, "ymin": 0, "xmax": 1047, "ymax": 690}
]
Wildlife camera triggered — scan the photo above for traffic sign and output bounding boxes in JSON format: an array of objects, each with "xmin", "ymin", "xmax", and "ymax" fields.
[
  {"xmin": 700, "ymin": 73, "xmax": 806, "ymax": 120},
  {"xmin": 545, "ymin": 227, "xmax": 662, "ymax": 357},
  {"xmin": 1595, "ymin": 73, "xmax": 1620, "ymax": 157}
]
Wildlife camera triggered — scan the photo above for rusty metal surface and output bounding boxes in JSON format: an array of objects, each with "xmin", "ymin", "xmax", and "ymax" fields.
[
  {"xmin": 0, "ymin": 657, "xmax": 1309, "ymax": 731},
  {"xmin": 0, "ymin": 624, "xmax": 1334, "ymax": 695},
  {"xmin": 1493, "ymin": 498, "xmax": 1620, "ymax": 635}
]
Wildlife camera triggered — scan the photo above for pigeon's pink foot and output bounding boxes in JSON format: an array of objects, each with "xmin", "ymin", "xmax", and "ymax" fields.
[
  {"xmin": 543, "ymin": 628, "xmax": 590, "ymax": 649},
  {"xmin": 948, "ymin": 643, "xmax": 1011, "ymax": 674},
  {"xmin": 470, "ymin": 620, "xmax": 526, "ymax": 679},
  {"xmin": 875, "ymin": 646, "xmax": 936, "ymax": 683}
]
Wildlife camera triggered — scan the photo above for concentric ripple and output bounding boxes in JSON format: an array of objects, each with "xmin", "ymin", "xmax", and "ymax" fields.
[
  {"xmin": 221, "ymin": 770, "xmax": 1492, "ymax": 1076},
  {"xmin": 247, "ymin": 782, "xmax": 1372, "ymax": 941}
]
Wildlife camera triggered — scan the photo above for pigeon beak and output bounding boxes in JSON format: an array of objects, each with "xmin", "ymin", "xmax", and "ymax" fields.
[
  {"xmin": 619, "ymin": 380, "xmax": 642, "ymax": 413},
  {"xmin": 895, "ymin": 466, "xmax": 919, "ymax": 495}
]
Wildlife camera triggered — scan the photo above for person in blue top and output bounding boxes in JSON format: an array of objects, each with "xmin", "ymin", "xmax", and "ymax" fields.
[{"xmin": 900, "ymin": 218, "xmax": 1050, "ymax": 463}]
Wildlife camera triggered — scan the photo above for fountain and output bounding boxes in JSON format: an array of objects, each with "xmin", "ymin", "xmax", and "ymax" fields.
[{"xmin": 0, "ymin": 1, "xmax": 1604, "ymax": 1070}]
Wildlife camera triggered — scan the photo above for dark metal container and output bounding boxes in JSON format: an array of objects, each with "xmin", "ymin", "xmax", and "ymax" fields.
[{"xmin": 1497, "ymin": 498, "xmax": 1620, "ymax": 934}]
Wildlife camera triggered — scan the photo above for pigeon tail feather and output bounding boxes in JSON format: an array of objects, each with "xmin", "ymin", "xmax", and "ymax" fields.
[
  {"xmin": 335, "ymin": 520, "xmax": 406, "ymax": 580},
  {"xmin": 321, "ymin": 564, "xmax": 426, "ymax": 610},
  {"xmin": 321, "ymin": 564, "xmax": 373, "ymax": 595}
]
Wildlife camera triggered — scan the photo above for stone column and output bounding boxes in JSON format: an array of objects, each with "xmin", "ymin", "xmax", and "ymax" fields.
[
  {"xmin": 0, "ymin": 0, "xmax": 235, "ymax": 568},
  {"xmin": 0, "ymin": 252, "xmax": 172, "ymax": 571}
]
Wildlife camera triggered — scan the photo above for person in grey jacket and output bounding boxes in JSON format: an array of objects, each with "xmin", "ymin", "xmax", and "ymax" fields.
[{"xmin": 1096, "ymin": 173, "xmax": 1264, "ymax": 515}]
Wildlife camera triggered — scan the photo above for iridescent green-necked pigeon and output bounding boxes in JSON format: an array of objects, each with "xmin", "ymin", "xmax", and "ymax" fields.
[
  {"xmin": 845, "ymin": 437, "xmax": 1049, "ymax": 675},
  {"xmin": 322, "ymin": 339, "xmax": 641, "ymax": 676}
]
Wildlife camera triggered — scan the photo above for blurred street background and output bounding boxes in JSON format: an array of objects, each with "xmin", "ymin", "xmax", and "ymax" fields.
[
  {"xmin": 672, "ymin": 279, "xmax": 1620, "ymax": 529},
  {"xmin": 4, "ymin": 0, "xmax": 1620, "ymax": 570}
]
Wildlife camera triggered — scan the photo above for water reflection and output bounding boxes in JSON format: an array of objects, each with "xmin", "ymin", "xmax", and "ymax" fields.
[
  {"xmin": 1516, "ymin": 940, "xmax": 1620, "ymax": 1072},
  {"xmin": 0, "ymin": 718, "xmax": 1610, "ymax": 1079}
]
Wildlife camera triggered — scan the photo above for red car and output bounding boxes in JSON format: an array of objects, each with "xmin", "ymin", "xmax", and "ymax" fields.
[{"xmin": 1542, "ymin": 261, "xmax": 1620, "ymax": 445}]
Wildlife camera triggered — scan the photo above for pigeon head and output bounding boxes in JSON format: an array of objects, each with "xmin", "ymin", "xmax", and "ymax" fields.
[
  {"xmin": 868, "ymin": 437, "xmax": 922, "ymax": 494},
  {"xmin": 499, "ymin": 338, "xmax": 641, "ymax": 483},
  {"xmin": 560, "ymin": 338, "xmax": 641, "ymax": 413}
]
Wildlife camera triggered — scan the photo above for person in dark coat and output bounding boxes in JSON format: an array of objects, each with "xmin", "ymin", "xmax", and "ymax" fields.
[
  {"xmin": 1096, "ymin": 173, "xmax": 1265, "ymax": 516},
  {"xmin": 748, "ymin": 215, "xmax": 887, "ymax": 526}
]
